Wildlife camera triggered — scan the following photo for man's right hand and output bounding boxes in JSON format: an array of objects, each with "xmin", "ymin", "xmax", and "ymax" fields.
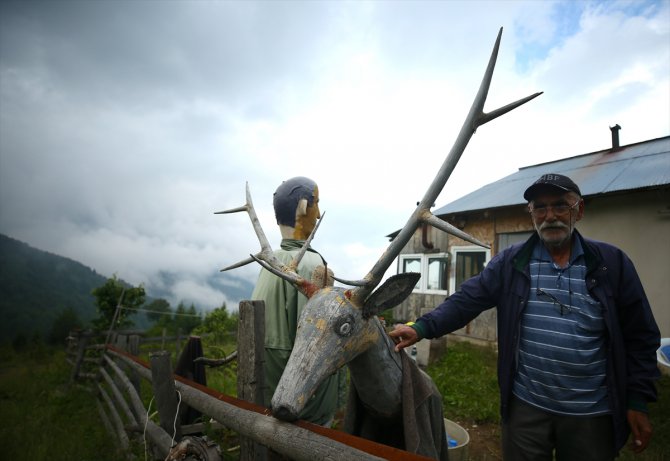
[{"xmin": 388, "ymin": 324, "xmax": 419, "ymax": 352}]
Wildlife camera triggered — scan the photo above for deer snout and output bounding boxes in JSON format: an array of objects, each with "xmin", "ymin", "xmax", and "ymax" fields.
[{"xmin": 272, "ymin": 404, "xmax": 299, "ymax": 422}]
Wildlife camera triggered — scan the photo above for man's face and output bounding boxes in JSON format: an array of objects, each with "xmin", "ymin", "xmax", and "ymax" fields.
[{"xmin": 529, "ymin": 191, "xmax": 583, "ymax": 248}]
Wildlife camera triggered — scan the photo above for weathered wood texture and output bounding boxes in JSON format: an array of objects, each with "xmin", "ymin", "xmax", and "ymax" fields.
[
  {"xmin": 68, "ymin": 322, "xmax": 433, "ymax": 460},
  {"xmin": 109, "ymin": 348, "xmax": 383, "ymax": 461},
  {"xmin": 107, "ymin": 347, "xmax": 434, "ymax": 461},
  {"xmin": 237, "ymin": 300, "xmax": 267, "ymax": 461},
  {"xmin": 102, "ymin": 353, "xmax": 173, "ymax": 457},
  {"xmin": 99, "ymin": 366, "xmax": 137, "ymax": 425},
  {"xmin": 150, "ymin": 351, "xmax": 182, "ymax": 440},
  {"xmin": 394, "ymin": 207, "xmax": 534, "ymax": 347},
  {"xmin": 69, "ymin": 332, "xmax": 88, "ymax": 383},
  {"xmin": 237, "ymin": 301, "xmax": 266, "ymax": 406},
  {"xmin": 115, "ymin": 333, "xmax": 141, "ymax": 394},
  {"xmin": 97, "ymin": 383, "xmax": 130, "ymax": 450}
]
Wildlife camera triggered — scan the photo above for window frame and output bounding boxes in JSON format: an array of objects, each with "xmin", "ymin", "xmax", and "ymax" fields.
[
  {"xmin": 449, "ymin": 246, "xmax": 491, "ymax": 294},
  {"xmin": 398, "ymin": 253, "xmax": 450, "ymax": 295}
]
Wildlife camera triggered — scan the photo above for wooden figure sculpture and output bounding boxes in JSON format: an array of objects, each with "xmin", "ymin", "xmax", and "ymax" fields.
[{"xmin": 218, "ymin": 28, "xmax": 541, "ymax": 459}]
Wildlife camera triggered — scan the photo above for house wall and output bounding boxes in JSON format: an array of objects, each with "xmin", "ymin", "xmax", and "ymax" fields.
[
  {"xmin": 398, "ymin": 224, "xmax": 450, "ymax": 256},
  {"xmin": 577, "ymin": 188, "xmax": 669, "ymax": 338},
  {"xmin": 393, "ymin": 212, "xmax": 517, "ymax": 344},
  {"xmin": 393, "ymin": 187, "xmax": 670, "ymax": 346},
  {"xmin": 395, "ymin": 223, "xmax": 448, "ymax": 322},
  {"xmin": 440, "ymin": 211, "xmax": 529, "ymax": 343}
]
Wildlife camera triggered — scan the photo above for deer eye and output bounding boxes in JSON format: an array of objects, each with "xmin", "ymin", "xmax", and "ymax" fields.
[{"xmin": 334, "ymin": 314, "xmax": 354, "ymax": 337}]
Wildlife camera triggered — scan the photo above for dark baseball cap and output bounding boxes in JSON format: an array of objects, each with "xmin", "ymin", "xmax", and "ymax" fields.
[{"xmin": 523, "ymin": 173, "xmax": 581, "ymax": 201}]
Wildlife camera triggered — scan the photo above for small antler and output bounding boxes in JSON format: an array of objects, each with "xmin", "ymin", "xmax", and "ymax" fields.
[
  {"xmin": 215, "ymin": 182, "xmax": 322, "ymax": 299},
  {"xmin": 348, "ymin": 27, "xmax": 542, "ymax": 304}
]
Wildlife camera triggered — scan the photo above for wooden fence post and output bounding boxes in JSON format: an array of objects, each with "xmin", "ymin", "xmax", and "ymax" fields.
[
  {"xmin": 237, "ymin": 300, "xmax": 267, "ymax": 461},
  {"xmin": 69, "ymin": 330, "xmax": 88, "ymax": 383},
  {"xmin": 150, "ymin": 351, "xmax": 182, "ymax": 443},
  {"xmin": 175, "ymin": 328, "xmax": 183, "ymax": 366},
  {"xmin": 128, "ymin": 334, "xmax": 141, "ymax": 394},
  {"xmin": 114, "ymin": 333, "xmax": 141, "ymax": 395}
]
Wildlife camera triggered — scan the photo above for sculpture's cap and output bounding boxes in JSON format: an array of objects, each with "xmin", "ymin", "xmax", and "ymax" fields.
[{"xmin": 273, "ymin": 176, "xmax": 317, "ymax": 227}]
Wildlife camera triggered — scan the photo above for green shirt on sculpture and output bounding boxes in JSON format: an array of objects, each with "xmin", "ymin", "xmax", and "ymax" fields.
[
  {"xmin": 252, "ymin": 238, "xmax": 339, "ymax": 426},
  {"xmin": 254, "ymin": 239, "xmax": 324, "ymax": 350}
]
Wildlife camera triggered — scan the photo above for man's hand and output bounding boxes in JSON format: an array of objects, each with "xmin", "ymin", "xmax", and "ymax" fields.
[
  {"xmin": 627, "ymin": 409, "xmax": 652, "ymax": 453},
  {"xmin": 388, "ymin": 324, "xmax": 419, "ymax": 352}
]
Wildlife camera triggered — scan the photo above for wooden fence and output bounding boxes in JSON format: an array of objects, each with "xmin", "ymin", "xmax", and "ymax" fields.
[{"xmin": 68, "ymin": 301, "xmax": 435, "ymax": 461}]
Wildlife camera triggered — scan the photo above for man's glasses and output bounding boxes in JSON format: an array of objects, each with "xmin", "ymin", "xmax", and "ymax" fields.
[
  {"xmin": 530, "ymin": 200, "xmax": 579, "ymax": 218},
  {"xmin": 536, "ymin": 288, "xmax": 572, "ymax": 316}
]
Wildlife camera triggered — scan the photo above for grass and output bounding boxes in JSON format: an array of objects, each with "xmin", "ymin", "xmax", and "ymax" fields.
[
  {"xmin": 0, "ymin": 346, "xmax": 122, "ymax": 461},
  {"xmin": 136, "ymin": 333, "xmax": 239, "ymax": 397},
  {"xmin": 427, "ymin": 340, "xmax": 501, "ymax": 424},
  {"xmin": 0, "ymin": 334, "xmax": 242, "ymax": 461},
  {"xmin": 2, "ymin": 339, "xmax": 668, "ymax": 460}
]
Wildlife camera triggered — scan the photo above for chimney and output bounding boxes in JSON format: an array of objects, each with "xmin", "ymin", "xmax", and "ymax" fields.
[{"xmin": 610, "ymin": 124, "xmax": 621, "ymax": 149}]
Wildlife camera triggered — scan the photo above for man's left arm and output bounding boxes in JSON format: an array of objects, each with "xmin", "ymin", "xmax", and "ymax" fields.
[
  {"xmin": 617, "ymin": 252, "xmax": 660, "ymax": 405},
  {"xmin": 615, "ymin": 251, "xmax": 661, "ymax": 452}
]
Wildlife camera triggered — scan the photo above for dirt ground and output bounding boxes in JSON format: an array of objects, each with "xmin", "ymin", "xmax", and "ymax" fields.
[{"xmin": 455, "ymin": 420, "xmax": 503, "ymax": 461}]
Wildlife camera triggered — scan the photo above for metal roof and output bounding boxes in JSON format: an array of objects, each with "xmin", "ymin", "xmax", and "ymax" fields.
[{"xmin": 433, "ymin": 135, "xmax": 670, "ymax": 216}]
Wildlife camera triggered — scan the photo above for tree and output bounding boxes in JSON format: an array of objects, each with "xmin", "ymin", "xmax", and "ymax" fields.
[
  {"xmin": 49, "ymin": 306, "xmax": 82, "ymax": 345},
  {"xmin": 91, "ymin": 275, "xmax": 145, "ymax": 331},
  {"xmin": 184, "ymin": 303, "xmax": 202, "ymax": 333},
  {"xmin": 193, "ymin": 302, "xmax": 238, "ymax": 340},
  {"xmin": 173, "ymin": 302, "xmax": 202, "ymax": 334},
  {"xmin": 145, "ymin": 298, "xmax": 172, "ymax": 324}
]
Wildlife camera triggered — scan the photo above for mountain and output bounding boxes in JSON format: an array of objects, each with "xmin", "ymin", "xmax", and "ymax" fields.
[
  {"xmin": 0, "ymin": 234, "xmax": 107, "ymax": 342},
  {"xmin": 0, "ymin": 234, "xmax": 255, "ymax": 343}
]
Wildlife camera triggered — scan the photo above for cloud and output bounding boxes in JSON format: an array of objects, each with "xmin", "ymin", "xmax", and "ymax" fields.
[{"xmin": 1, "ymin": 0, "xmax": 668, "ymax": 310}]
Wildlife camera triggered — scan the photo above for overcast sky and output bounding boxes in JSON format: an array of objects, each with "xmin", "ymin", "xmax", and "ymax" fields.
[{"xmin": 1, "ymin": 0, "xmax": 668, "ymax": 310}]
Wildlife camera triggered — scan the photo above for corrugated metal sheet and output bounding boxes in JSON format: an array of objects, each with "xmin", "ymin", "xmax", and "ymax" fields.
[{"xmin": 433, "ymin": 136, "xmax": 670, "ymax": 216}]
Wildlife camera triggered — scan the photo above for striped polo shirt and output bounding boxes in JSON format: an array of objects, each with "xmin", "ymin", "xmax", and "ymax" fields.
[{"xmin": 512, "ymin": 238, "xmax": 610, "ymax": 416}]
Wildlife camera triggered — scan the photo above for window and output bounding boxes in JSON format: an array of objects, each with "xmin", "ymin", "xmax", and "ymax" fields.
[
  {"xmin": 402, "ymin": 257, "xmax": 421, "ymax": 274},
  {"xmin": 497, "ymin": 232, "xmax": 533, "ymax": 251},
  {"xmin": 398, "ymin": 253, "xmax": 449, "ymax": 294},
  {"xmin": 449, "ymin": 246, "xmax": 491, "ymax": 293},
  {"xmin": 401, "ymin": 257, "xmax": 421, "ymax": 290},
  {"xmin": 427, "ymin": 256, "xmax": 449, "ymax": 291}
]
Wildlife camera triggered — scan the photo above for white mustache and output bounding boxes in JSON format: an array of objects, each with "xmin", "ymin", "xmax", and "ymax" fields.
[{"xmin": 538, "ymin": 221, "xmax": 570, "ymax": 232}]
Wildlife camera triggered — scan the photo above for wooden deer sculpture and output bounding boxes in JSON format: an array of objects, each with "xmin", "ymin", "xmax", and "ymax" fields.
[{"xmin": 218, "ymin": 28, "xmax": 541, "ymax": 459}]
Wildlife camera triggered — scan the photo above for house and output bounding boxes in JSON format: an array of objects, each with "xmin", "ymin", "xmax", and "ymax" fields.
[{"xmin": 392, "ymin": 129, "xmax": 669, "ymax": 363}]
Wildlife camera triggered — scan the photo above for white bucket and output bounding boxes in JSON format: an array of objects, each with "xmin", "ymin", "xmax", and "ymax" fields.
[{"xmin": 444, "ymin": 418, "xmax": 470, "ymax": 461}]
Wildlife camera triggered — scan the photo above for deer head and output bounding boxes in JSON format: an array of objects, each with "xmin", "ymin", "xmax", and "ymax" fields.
[{"xmin": 217, "ymin": 28, "xmax": 541, "ymax": 421}]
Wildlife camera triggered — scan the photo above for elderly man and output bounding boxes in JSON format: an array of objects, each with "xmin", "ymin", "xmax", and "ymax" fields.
[
  {"xmin": 251, "ymin": 176, "xmax": 339, "ymax": 427},
  {"xmin": 390, "ymin": 173, "xmax": 660, "ymax": 460}
]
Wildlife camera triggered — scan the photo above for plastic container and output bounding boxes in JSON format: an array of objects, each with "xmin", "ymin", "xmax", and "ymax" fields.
[
  {"xmin": 444, "ymin": 418, "xmax": 470, "ymax": 461},
  {"xmin": 658, "ymin": 338, "xmax": 670, "ymax": 376}
]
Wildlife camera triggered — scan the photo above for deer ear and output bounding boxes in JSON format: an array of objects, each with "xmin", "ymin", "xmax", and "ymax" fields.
[{"xmin": 362, "ymin": 272, "xmax": 420, "ymax": 319}]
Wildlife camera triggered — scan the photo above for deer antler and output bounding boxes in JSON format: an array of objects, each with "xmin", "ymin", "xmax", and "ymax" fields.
[
  {"xmin": 215, "ymin": 182, "xmax": 323, "ymax": 298},
  {"xmin": 346, "ymin": 27, "xmax": 542, "ymax": 305}
]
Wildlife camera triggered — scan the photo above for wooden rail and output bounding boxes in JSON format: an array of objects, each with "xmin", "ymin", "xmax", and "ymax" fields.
[{"xmin": 68, "ymin": 302, "xmax": 436, "ymax": 461}]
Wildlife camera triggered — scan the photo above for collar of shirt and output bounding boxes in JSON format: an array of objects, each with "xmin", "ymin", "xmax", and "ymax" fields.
[{"xmin": 532, "ymin": 236, "xmax": 585, "ymax": 267}]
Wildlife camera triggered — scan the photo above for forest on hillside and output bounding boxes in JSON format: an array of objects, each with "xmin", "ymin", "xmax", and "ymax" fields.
[
  {"xmin": 0, "ymin": 234, "xmax": 108, "ymax": 343},
  {"xmin": 0, "ymin": 234, "xmax": 249, "ymax": 345}
]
